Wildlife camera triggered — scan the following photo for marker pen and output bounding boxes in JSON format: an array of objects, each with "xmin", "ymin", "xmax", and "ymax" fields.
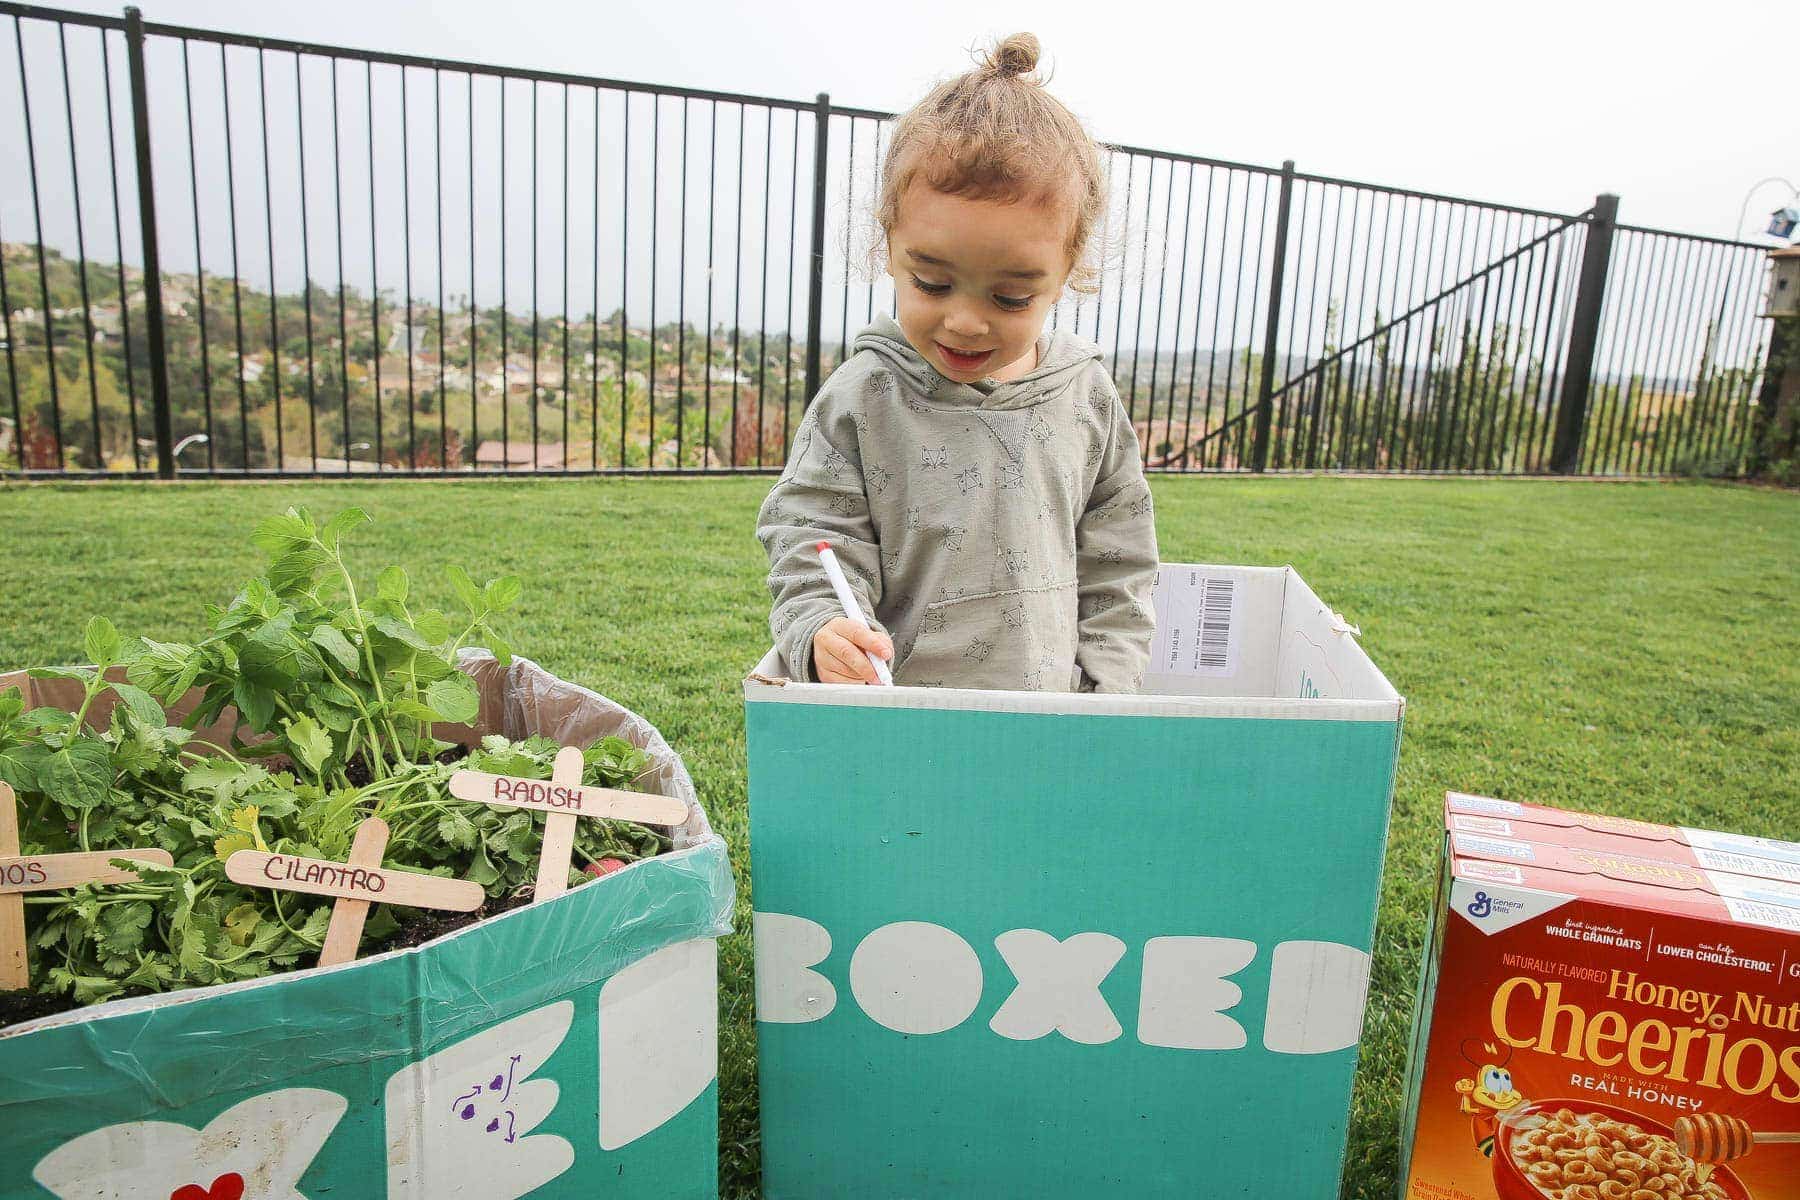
[{"xmin": 816, "ymin": 541, "xmax": 894, "ymax": 686}]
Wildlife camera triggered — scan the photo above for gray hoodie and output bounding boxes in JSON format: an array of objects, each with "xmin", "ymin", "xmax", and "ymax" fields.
[{"xmin": 757, "ymin": 315, "xmax": 1158, "ymax": 692}]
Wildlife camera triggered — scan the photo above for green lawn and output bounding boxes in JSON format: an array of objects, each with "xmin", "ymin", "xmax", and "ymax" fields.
[{"xmin": 1, "ymin": 476, "xmax": 1796, "ymax": 1198}]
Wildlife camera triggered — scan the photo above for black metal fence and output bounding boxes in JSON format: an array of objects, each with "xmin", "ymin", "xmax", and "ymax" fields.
[{"xmin": 0, "ymin": 2, "xmax": 1780, "ymax": 478}]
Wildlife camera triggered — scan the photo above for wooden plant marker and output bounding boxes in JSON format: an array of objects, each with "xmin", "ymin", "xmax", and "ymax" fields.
[
  {"xmin": 1, "ymin": 780, "xmax": 177, "ymax": 990},
  {"xmin": 448, "ymin": 745, "xmax": 688, "ymax": 903},
  {"xmin": 224, "ymin": 815, "xmax": 484, "ymax": 967}
]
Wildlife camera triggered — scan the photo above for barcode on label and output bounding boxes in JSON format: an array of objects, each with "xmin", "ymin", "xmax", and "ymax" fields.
[
  {"xmin": 1149, "ymin": 569, "xmax": 1243, "ymax": 680},
  {"xmin": 1197, "ymin": 578, "xmax": 1235, "ymax": 671}
]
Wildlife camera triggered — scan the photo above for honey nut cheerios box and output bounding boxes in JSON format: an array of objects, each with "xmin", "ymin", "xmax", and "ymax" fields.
[{"xmin": 1400, "ymin": 799, "xmax": 1800, "ymax": 1200}]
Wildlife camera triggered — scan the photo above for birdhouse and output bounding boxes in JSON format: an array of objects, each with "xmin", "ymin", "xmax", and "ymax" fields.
[
  {"xmin": 1768, "ymin": 205, "xmax": 1800, "ymax": 240},
  {"xmin": 1767, "ymin": 245, "xmax": 1800, "ymax": 318}
]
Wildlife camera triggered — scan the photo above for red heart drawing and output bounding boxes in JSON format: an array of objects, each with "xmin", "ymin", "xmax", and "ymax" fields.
[{"xmin": 170, "ymin": 1173, "xmax": 245, "ymax": 1200}]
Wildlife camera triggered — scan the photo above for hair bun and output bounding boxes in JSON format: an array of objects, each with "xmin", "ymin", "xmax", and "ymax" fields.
[{"xmin": 986, "ymin": 32, "xmax": 1040, "ymax": 79}]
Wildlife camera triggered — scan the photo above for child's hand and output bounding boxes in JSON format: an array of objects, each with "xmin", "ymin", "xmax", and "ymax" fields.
[{"xmin": 813, "ymin": 618, "xmax": 894, "ymax": 684}]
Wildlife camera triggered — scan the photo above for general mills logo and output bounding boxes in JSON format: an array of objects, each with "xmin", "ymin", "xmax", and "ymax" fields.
[{"xmin": 1466, "ymin": 891, "xmax": 1494, "ymax": 919}]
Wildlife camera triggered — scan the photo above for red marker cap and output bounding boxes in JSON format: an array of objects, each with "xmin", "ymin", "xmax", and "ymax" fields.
[{"xmin": 816, "ymin": 540, "xmax": 831, "ymax": 553}]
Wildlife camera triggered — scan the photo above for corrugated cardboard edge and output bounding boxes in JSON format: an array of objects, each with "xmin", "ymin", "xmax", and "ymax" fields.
[{"xmin": 742, "ymin": 563, "xmax": 1405, "ymax": 723}]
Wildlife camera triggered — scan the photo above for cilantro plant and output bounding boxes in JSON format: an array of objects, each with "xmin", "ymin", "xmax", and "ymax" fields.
[{"xmin": 0, "ymin": 507, "xmax": 671, "ymax": 1010}]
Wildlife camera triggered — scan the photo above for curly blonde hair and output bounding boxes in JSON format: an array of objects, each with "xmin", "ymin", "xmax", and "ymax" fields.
[{"xmin": 876, "ymin": 33, "xmax": 1109, "ymax": 294}]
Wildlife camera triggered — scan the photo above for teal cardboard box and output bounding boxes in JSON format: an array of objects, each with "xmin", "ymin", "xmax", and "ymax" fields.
[
  {"xmin": 746, "ymin": 565, "xmax": 1403, "ymax": 1197},
  {"xmin": 1, "ymin": 653, "xmax": 733, "ymax": 1200}
]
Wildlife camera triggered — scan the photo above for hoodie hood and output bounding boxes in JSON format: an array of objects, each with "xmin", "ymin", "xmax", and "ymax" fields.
[{"xmin": 850, "ymin": 314, "xmax": 1103, "ymax": 411}]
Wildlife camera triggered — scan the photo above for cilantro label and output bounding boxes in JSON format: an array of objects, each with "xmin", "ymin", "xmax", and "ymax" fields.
[{"xmin": 224, "ymin": 848, "xmax": 483, "ymax": 911}]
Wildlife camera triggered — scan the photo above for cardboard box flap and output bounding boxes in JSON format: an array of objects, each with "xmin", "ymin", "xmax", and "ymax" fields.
[
  {"xmin": 1449, "ymin": 831, "xmax": 1800, "ymax": 910},
  {"xmin": 1446, "ymin": 791, "xmax": 1800, "ymax": 877},
  {"xmin": 746, "ymin": 563, "xmax": 1403, "ymax": 723},
  {"xmin": 1451, "ymin": 857, "xmax": 1800, "ymax": 933}
]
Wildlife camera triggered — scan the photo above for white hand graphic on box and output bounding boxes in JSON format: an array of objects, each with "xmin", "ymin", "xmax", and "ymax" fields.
[
  {"xmin": 33, "ymin": 1088, "xmax": 348, "ymax": 1200},
  {"xmin": 384, "ymin": 1000, "xmax": 575, "ymax": 1199}
]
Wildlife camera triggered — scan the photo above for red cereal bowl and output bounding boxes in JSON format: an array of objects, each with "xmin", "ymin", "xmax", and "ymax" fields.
[{"xmin": 1492, "ymin": 1099, "xmax": 1750, "ymax": 1200}]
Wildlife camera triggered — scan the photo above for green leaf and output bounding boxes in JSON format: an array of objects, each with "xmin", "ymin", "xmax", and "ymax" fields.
[
  {"xmin": 224, "ymin": 902, "xmax": 263, "ymax": 948},
  {"xmin": 232, "ymin": 677, "xmax": 276, "ymax": 732},
  {"xmin": 84, "ymin": 616, "xmax": 122, "ymax": 668},
  {"xmin": 48, "ymin": 968, "xmax": 125, "ymax": 1006},
  {"xmin": 0, "ymin": 742, "xmax": 48, "ymax": 792},
  {"xmin": 251, "ymin": 509, "xmax": 315, "ymax": 556},
  {"xmin": 28, "ymin": 665, "xmax": 94, "ymax": 683},
  {"xmin": 372, "ymin": 616, "xmax": 432, "ymax": 652},
  {"xmin": 107, "ymin": 681, "xmax": 166, "ymax": 729},
  {"xmin": 283, "ymin": 713, "xmax": 334, "ymax": 777},
  {"xmin": 363, "ymin": 906, "xmax": 401, "ymax": 942},
  {"xmin": 22, "ymin": 706, "xmax": 75, "ymax": 731},
  {"xmin": 213, "ymin": 832, "xmax": 254, "ymax": 861},
  {"xmin": 465, "ymin": 840, "xmax": 503, "ymax": 887},
  {"xmin": 309, "ymin": 625, "xmax": 362, "ymax": 675},
  {"xmin": 297, "ymin": 904, "xmax": 332, "ymax": 946},
  {"xmin": 182, "ymin": 758, "xmax": 269, "ymax": 805},
  {"xmin": 240, "ymin": 613, "xmax": 306, "ymax": 687},
  {"xmin": 267, "ymin": 546, "xmax": 331, "ymax": 595},
  {"xmin": 97, "ymin": 901, "xmax": 154, "ymax": 956},
  {"xmin": 414, "ymin": 609, "xmax": 452, "ymax": 646},
  {"xmin": 447, "ymin": 563, "xmax": 484, "ymax": 614},
  {"xmin": 120, "ymin": 955, "xmax": 175, "ymax": 991},
  {"xmin": 483, "ymin": 576, "xmax": 523, "ymax": 612},
  {"xmin": 319, "ymin": 506, "xmax": 370, "ymax": 551},
  {"xmin": 376, "ymin": 565, "xmax": 410, "ymax": 604},
  {"xmin": 312, "ymin": 700, "xmax": 357, "ymax": 733},
  {"xmin": 487, "ymin": 633, "xmax": 513, "ymax": 667},
  {"xmin": 388, "ymin": 698, "xmax": 443, "ymax": 725},
  {"xmin": 437, "ymin": 809, "xmax": 479, "ymax": 851},
  {"xmin": 41, "ymin": 738, "xmax": 113, "ymax": 810},
  {"xmin": 406, "ymin": 653, "xmax": 455, "ymax": 683},
  {"xmin": 424, "ymin": 674, "xmax": 480, "ymax": 724}
]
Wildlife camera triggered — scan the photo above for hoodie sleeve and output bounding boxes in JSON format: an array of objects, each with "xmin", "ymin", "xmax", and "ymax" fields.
[
  {"xmin": 1074, "ymin": 375, "xmax": 1159, "ymax": 693},
  {"xmin": 756, "ymin": 381, "xmax": 884, "ymax": 682}
]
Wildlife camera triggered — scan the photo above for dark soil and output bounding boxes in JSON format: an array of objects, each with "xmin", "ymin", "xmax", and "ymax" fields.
[
  {"xmin": 381, "ymin": 889, "xmax": 536, "ymax": 951},
  {"xmin": 0, "ymin": 989, "xmax": 74, "ymax": 1029}
]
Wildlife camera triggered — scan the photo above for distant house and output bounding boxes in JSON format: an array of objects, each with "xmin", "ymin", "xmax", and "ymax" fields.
[
  {"xmin": 473, "ymin": 439, "xmax": 569, "ymax": 469},
  {"xmin": 387, "ymin": 323, "xmax": 430, "ymax": 357}
]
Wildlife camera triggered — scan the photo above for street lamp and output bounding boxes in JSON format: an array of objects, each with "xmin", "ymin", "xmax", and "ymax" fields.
[
  {"xmin": 1733, "ymin": 177, "xmax": 1800, "ymax": 242},
  {"xmin": 172, "ymin": 433, "xmax": 208, "ymax": 468}
]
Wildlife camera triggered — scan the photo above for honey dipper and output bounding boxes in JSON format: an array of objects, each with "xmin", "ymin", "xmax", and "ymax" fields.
[{"xmin": 1674, "ymin": 1113, "xmax": 1800, "ymax": 1163}]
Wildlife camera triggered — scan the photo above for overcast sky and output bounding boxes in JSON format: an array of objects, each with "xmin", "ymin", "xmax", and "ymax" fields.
[{"xmin": 38, "ymin": 0, "xmax": 1795, "ymax": 240}]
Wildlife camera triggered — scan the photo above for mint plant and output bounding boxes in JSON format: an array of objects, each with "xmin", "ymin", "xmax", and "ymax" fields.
[{"xmin": 0, "ymin": 508, "xmax": 671, "ymax": 1011}]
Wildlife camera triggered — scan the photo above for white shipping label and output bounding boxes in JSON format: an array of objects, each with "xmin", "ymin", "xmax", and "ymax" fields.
[
  {"xmin": 1449, "ymin": 814, "xmax": 1514, "ymax": 837},
  {"xmin": 1692, "ymin": 846, "xmax": 1800, "ymax": 884},
  {"xmin": 1684, "ymin": 827, "xmax": 1800, "ymax": 867},
  {"xmin": 1453, "ymin": 834, "xmax": 1538, "ymax": 863},
  {"xmin": 1150, "ymin": 569, "xmax": 1242, "ymax": 679}
]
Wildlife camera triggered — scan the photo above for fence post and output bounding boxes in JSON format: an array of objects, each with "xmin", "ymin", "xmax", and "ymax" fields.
[
  {"xmin": 1745, "ymin": 316, "xmax": 1795, "ymax": 478},
  {"xmin": 124, "ymin": 6, "xmax": 174, "ymax": 479},
  {"xmin": 1250, "ymin": 160, "xmax": 1295, "ymax": 473},
  {"xmin": 802, "ymin": 93, "xmax": 831, "ymax": 407},
  {"xmin": 1548, "ymin": 193, "xmax": 1618, "ymax": 474}
]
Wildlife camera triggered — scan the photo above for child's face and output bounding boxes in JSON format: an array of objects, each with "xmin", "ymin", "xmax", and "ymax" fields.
[{"xmin": 886, "ymin": 182, "xmax": 1072, "ymax": 384}]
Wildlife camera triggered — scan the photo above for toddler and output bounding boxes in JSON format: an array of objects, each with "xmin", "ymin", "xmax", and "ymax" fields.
[{"xmin": 757, "ymin": 33, "xmax": 1158, "ymax": 691}]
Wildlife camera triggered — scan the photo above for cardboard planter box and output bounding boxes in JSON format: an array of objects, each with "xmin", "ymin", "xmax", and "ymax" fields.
[
  {"xmin": 745, "ymin": 564, "xmax": 1404, "ymax": 1197},
  {"xmin": 1400, "ymin": 800, "xmax": 1800, "ymax": 1200},
  {"xmin": 1, "ymin": 652, "xmax": 734, "ymax": 1200}
]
